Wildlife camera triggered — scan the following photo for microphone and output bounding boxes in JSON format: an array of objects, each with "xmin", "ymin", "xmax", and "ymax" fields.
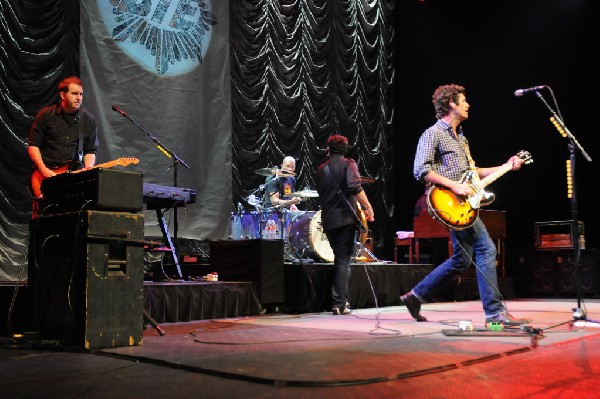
[
  {"xmin": 514, "ymin": 85, "xmax": 547, "ymax": 97},
  {"xmin": 112, "ymin": 105, "xmax": 128, "ymax": 117}
]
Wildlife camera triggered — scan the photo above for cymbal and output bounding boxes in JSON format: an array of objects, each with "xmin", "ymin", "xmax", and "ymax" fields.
[
  {"xmin": 285, "ymin": 190, "xmax": 319, "ymax": 198},
  {"xmin": 254, "ymin": 167, "xmax": 296, "ymax": 177},
  {"xmin": 359, "ymin": 176, "xmax": 376, "ymax": 184}
]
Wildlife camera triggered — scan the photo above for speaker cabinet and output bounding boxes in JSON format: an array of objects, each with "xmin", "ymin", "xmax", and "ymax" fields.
[
  {"xmin": 28, "ymin": 211, "xmax": 145, "ymax": 349},
  {"xmin": 519, "ymin": 249, "xmax": 599, "ymax": 296},
  {"xmin": 209, "ymin": 239, "xmax": 284, "ymax": 304}
]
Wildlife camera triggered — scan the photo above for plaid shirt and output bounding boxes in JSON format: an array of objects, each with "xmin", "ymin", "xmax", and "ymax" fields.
[{"xmin": 413, "ymin": 119, "xmax": 472, "ymax": 183}]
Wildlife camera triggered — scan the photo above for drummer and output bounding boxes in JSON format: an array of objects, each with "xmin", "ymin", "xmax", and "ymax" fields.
[{"xmin": 262, "ymin": 156, "xmax": 301, "ymax": 210}]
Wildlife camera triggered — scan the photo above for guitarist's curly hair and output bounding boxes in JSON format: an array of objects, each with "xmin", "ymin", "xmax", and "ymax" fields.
[
  {"xmin": 432, "ymin": 84, "xmax": 465, "ymax": 119},
  {"xmin": 327, "ymin": 134, "xmax": 349, "ymax": 155}
]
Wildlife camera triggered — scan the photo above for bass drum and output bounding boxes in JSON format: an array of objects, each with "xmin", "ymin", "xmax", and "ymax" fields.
[{"xmin": 288, "ymin": 210, "xmax": 334, "ymax": 262}]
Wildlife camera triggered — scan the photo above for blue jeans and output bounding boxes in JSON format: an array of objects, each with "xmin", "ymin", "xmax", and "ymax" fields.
[
  {"xmin": 412, "ymin": 218, "xmax": 505, "ymax": 318},
  {"xmin": 325, "ymin": 223, "xmax": 357, "ymax": 310}
]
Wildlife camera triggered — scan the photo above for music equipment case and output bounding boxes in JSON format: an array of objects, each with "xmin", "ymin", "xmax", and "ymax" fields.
[{"xmin": 28, "ymin": 210, "xmax": 145, "ymax": 349}]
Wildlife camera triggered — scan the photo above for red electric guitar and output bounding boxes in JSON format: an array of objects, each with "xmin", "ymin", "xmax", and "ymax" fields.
[{"xmin": 30, "ymin": 157, "xmax": 139, "ymax": 199}]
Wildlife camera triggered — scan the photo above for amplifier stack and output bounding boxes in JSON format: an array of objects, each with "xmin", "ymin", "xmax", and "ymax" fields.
[{"xmin": 29, "ymin": 168, "xmax": 145, "ymax": 349}]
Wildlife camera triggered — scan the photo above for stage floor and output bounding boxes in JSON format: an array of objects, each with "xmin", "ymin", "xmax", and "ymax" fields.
[{"xmin": 2, "ymin": 298, "xmax": 600, "ymax": 398}]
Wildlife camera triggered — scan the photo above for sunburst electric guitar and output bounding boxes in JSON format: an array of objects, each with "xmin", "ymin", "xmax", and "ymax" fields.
[
  {"xmin": 30, "ymin": 157, "xmax": 139, "ymax": 199},
  {"xmin": 427, "ymin": 150, "xmax": 533, "ymax": 230}
]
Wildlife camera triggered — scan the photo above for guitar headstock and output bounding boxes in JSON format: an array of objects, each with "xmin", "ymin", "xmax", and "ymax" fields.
[
  {"xmin": 116, "ymin": 157, "xmax": 140, "ymax": 166},
  {"xmin": 517, "ymin": 150, "xmax": 533, "ymax": 165}
]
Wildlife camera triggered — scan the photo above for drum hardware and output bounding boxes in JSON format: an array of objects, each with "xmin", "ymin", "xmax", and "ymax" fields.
[
  {"xmin": 254, "ymin": 167, "xmax": 296, "ymax": 177},
  {"xmin": 246, "ymin": 194, "xmax": 261, "ymax": 207},
  {"xmin": 353, "ymin": 233, "xmax": 378, "ymax": 262},
  {"xmin": 284, "ymin": 189, "xmax": 319, "ymax": 199}
]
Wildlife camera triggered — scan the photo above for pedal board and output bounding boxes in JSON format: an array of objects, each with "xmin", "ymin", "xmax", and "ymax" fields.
[
  {"xmin": 443, "ymin": 326, "xmax": 544, "ymax": 347},
  {"xmin": 442, "ymin": 329, "xmax": 530, "ymax": 337}
]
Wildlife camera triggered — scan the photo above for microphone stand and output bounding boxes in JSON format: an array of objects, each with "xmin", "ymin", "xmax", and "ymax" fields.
[
  {"xmin": 113, "ymin": 106, "xmax": 191, "ymax": 279},
  {"xmin": 533, "ymin": 91, "xmax": 596, "ymax": 325}
]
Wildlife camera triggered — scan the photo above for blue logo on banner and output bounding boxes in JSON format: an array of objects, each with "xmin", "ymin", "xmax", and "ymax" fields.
[{"xmin": 98, "ymin": 0, "xmax": 217, "ymax": 76}]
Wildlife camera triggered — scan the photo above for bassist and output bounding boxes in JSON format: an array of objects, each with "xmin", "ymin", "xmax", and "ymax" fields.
[{"xmin": 400, "ymin": 84, "xmax": 530, "ymax": 327}]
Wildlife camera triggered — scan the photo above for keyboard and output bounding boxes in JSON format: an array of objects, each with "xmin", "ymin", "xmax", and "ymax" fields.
[{"xmin": 143, "ymin": 183, "xmax": 196, "ymax": 210}]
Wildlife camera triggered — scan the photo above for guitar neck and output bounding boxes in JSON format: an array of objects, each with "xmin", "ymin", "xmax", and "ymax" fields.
[
  {"xmin": 479, "ymin": 162, "xmax": 512, "ymax": 189},
  {"xmin": 71, "ymin": 158, "xmax": 137, "ymax": 174}
]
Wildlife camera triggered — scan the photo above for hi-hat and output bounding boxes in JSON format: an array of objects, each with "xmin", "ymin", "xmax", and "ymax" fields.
[
  {"xmin": 254, "ymin": 167, "xmax": 296, "ymax": 177},
  {"xmin": 285, "ymin": 190, "xmax": 319, "ymax": 198},
  {"xmin": 359, "ymin": 176, "xmax": 376, "ymax": 184}
]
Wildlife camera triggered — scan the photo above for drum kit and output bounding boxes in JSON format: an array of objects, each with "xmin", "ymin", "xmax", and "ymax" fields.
[{"xmin": 230, "ymin": 167, "xmax": 376, "ymax": 263}]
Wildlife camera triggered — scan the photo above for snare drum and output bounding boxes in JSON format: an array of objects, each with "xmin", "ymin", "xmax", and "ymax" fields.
[
  {"xmin": 288, "ymin": 210, "xmax": 334, "ymax": 262},
  {"xmin": 229, "ymin": 211, "xmax": 261, "ymax": 239}
]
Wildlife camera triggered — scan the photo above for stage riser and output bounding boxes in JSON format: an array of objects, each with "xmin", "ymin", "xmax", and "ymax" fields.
[
  {"xmin": 209, "ymin": 240, "xmax": 285, "ymax": 304},
  {"xmin": 143, "ymin": 282, "xmax": 261, "ymax": 323}
]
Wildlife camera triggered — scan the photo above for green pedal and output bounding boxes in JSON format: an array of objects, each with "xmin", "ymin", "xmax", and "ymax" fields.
[{"xmin": 487, "ymin": 321, "xmax": 504, "ymax": 331}]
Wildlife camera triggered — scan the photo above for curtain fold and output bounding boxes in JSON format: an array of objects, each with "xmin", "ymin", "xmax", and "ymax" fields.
[
  {"xmin": 230, "ymin": 0, "xmax": 395, "ymax": 253},
  {"xmin": 1, "ymin": 0, "xmax": 394, "ymax": 281}
]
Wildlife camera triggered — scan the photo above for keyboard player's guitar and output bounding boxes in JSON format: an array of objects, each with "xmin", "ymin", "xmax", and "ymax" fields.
[{"xmin": 31, "ymin": 157, "xmax": 139, "ymax": 199}]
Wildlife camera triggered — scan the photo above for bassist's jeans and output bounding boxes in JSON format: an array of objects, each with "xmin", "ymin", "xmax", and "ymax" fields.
[
  {"xmin": 325, "ymin": 223, "xmax": 357, "ymax": 310},
  {"xmin": 411, "ymin": 218, "xmax": 505, "ymax": 318}
]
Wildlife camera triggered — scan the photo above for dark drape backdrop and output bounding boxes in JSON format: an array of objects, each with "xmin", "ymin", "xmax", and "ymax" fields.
[
  {"xmin": 1, "ymin": 0, "xmax": 395, "ymax": 281},
  {"xmin": 393, "ymin": 0, "xmax": 599, "ymax": 262},
  {"xmin": 230, "ymin": 0, "xmax": 396, "ymax": 257},
  {"xmin": 0, "ymin": 1, "xmax": 80, "ymax": 281},
  {"xmin": 0, "ymin": 0, "xmax": 231, "ymax": 281}
]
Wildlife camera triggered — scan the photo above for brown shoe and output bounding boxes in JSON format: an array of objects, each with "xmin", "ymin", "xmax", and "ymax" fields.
[
  {"xmin": 486, "ymin": 312, "xmax": 531, "ymax": 327},
  {"xmin": 400, "ymin": 293, "xmax": 427, "ymax": 322}
]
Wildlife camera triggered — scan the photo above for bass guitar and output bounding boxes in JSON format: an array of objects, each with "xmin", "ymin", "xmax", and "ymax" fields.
[
  {"xmin": 357, "ymin": 203, "xmax": 369, "ymax": 245},
  {"xmin": 427, "ymin": 150, "xmax": 532, "ymax": 230},
  {"xmin": 31, "ymin": 157, "xmax": 139, "ymax": 199}
]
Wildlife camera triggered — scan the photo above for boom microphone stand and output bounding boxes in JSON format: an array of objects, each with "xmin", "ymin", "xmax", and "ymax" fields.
[
  {"xmin": 112, "ymin": 105, "xmax": 191, "ymax": 279},
  {"xmin": 528, "ymin": 88, "xmax": 596, "ymax": 325}
]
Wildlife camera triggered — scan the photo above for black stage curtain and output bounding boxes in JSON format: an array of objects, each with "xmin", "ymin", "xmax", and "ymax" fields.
[
  {"xmin": 230, "ymin": 0, "xmax": 396, "ymax": 256},
  {"xmin": 0, "ymin": 0, "xmax": 79, "ymax": 281},
  {"xmin": 1, "ymin": 0, "xmax": 395, "ymax": 281}
]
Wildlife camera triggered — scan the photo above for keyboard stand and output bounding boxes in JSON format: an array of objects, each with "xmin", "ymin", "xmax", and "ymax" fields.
[{"xmin": 155, "ymin": 208, "xmax": 183, "ymax": 279}]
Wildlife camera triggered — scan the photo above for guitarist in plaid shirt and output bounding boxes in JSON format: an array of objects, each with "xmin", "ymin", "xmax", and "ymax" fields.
[{"xmin": 401, "ymin": 84, "xmax": 531, "ymax": 327}]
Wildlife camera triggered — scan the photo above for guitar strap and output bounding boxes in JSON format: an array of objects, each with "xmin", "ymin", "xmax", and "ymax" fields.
[
  {"xmin": 323, "ymin": 164, "xmax": 367, "ymax": 233},
  {"xmin": 461, "ymin": 138, "xmax": 477, "ymax": 171},
  {"xmin": 77, "ymin": 112, "xmax": 84, "ymax": 165}
]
